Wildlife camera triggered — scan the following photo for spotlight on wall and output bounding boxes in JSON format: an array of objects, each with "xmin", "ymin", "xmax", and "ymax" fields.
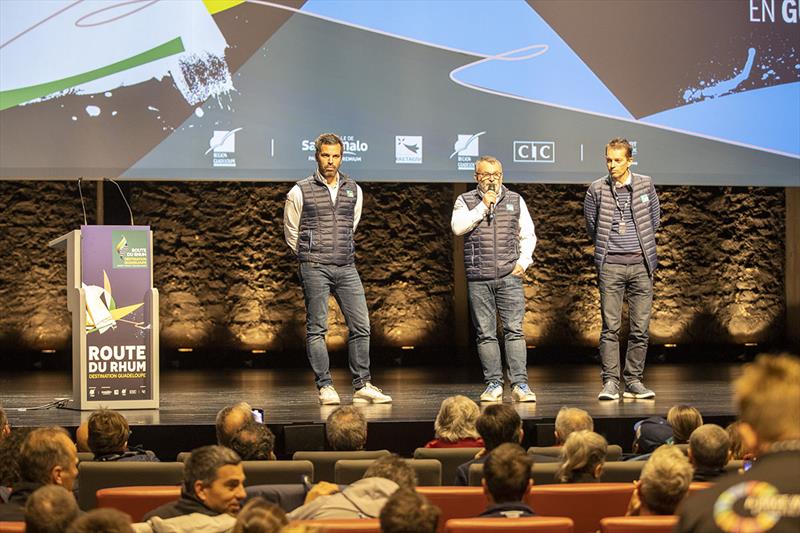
[
  {"xmin": 401, "ymin": 346, "xmax": 415, "ymax": 350},
  {"xmin": 40, "ymin": 349, "xmax": 56, "ymax": 354},
  {"xmin": 664, "ymin": 343, "xmax": 678, "ymax": 348},
  {"xmin": 251, "ymin": 349, "xmax": 267, "ymax": 355},
  {"xmin": 177, "ymin": 347, "xmax": 193, "ymax": 353},
  {"xmin": 526, "ymin": 345, "xmax": 536, "ymax": 349},
  {"xmin": 744, "ymin": 342, "xmax": 758, "ymax": 347}
]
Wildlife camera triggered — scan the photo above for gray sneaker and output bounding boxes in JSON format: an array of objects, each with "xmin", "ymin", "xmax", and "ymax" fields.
[
  {"xmin": 623, "ymin": 381, "xmax": 656, "ymax": 399},
  {"xmin": 598, "ymin": 381, "xmax": 620, "ymax": 400}
]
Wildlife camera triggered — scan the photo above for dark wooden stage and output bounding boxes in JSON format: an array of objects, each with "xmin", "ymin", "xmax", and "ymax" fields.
[{"xmin": 0, "ymin": 364, "xmax": 741, "ymax": 460}]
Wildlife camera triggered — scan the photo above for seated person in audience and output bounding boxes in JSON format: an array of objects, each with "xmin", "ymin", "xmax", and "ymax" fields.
[
  {"xmin": 230, "ymin": 421, "xmax": 276, "ymax": 461},
  {"xmin": 0, "ymin": 406, "xmax": 10, "ymax": 441},
  {"xmin": 74, "ymin": 422, "xmax": 91, "ymax": 453},
  {"xmin": 454, "ymin": 404, "xmax": 523, "ymax": 485},
  {"xmin": 380, "ymin": 489, "xmax": 440, "ymax": 533},
  {"xmin": 216, "ymin": 402, "xmax": 257, "ymax": 448},
  {"xmin": 725, "ymin": 420, "xmax": 756, "ymax": 461},
  {"xmin": 0, "ymin": 426, "xmax": 79, "ymax": 522},
  {"xmin": 0, "ymin": 427, "xmax": 33, "ymax": 504},
  {"xmin": 555, "ymin": 406, "xmax": 593, "ymax": 445},
  {"xmin": 479, "ymin": 443, "xmax": 535, "ymax": 517},
  {"xmin": 424, "ymin": 395, "xmax": 483, "ymax": 448},
  {"xmin": 677, "ymin": 353, "xmax": 800, "ymax": 533},
  {"xmin": 287, "ymin": 454, "xmax": 416, "ymax": 520},
  {"xmin": 326, "ymin": 406, "xmax": 367, "ymax": 451},
  {"xmin": 25, "ymin": 485, "xmax": 80, "ymax": 533},
  {"xmin": 70, "ymin": 508, "xmax": 133, "ymax": 533},
  {"xmin": 87, "ymin": 409, "xmax": 158, "ymax": 462},
  {"xmin": 626, "ymin": 445, "xmax": 693, "ymax": 516},
  {"xmin": 667, "ymin": 404, "xmax": 704, "ymax": 445},
  {"xmin": 142, "ymin": 445, "xmax": 245, "ymax": 528},
  {"xmin": 688, "ymin": 424, "xmax": 730, "ymax": 482},
  {"xmin": 627, "ymin": 416, "xmax": 674, "ymax": 461},
  {"xmin": 555, "ymin": 430, "xmax": 608, "ymax": 483},
  {"xmin": 231, "ymin": 497, "xmax": 288, "ymax": 533}
]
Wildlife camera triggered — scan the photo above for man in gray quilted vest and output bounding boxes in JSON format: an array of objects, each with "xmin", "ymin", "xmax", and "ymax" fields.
[
  {"xmin": 584, "ymin": 138, "xmax": 661, "ymax": 401},
  {"xmin": 284, "ymin": 133, "xmax": 391, "ymax": 405},
  {"xmin": 451, "ymin": 155, "xmax": 537, "ymax": 403}
]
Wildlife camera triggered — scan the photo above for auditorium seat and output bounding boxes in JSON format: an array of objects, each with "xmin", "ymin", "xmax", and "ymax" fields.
[
  {"xmin": 528, "ymin": 444, "xmax": 623, "ymax": 461},
  {"xmin": 599, "ymin": 461, "xmax": 646, "ymax": 482},
  {"xmin": 78, "ymin": 461, "xmax": 184, "ymax": 510},
  {"xmin": 0, "ymin": 523, "xmax": 25, "ymax": 533},
  {"xmin": 468, "ymin": 461, "xmax": 563, "ymax": 486},
  {"xmin": 725, "ymin": 459, "xmax": 744, "ymax": 472},
  {"xmin": 414, "ymin": 448, "xmax": 482, "ymax": 486},
  {"xmin": 334, "ymin": 459, "xmax": 441, "ymax": 486},
  {"xmin": 242, "ymin": 460, "xmax": 313, "ymax": 486},
  {"xmin": 599, "ymin": 515, "xmax": 679, "ymax": 533},
  {"xmin": 689, "ymin": 481, "xmax": 713, "ymax": 492},
  {"xmin": 288, "ymin": 518, "xmax": 381, "ymax": 531},
  {"xmin": 77, "ymin": 452, "xmax": 95, "ymax": 462},
  {"xmin": 526, "ymin": 483, "xmax": 635, "ymax": 533},
  {"xmin": 444, "ymin": 517, "xmax": 574, "ymax": 532},
  {"xmin": 96, "ymin": 485, "xmax": 181, "ymax": 522},
  {"xmin": 293, "ymin": 450, "xmax": 391, "ymax": 482},
  {"xmin": 417, "ymin": 487, "xmax": 489, "ymax": 533}
]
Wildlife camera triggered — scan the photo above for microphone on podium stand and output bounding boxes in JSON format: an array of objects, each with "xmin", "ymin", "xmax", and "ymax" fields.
[{"xmin": 105, "ymin": 178, "xmax": 135, "ymax": 225}]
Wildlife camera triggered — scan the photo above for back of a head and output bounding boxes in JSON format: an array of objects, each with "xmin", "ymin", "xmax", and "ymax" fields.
[
  {"xmin": 638, "ymin": 445, "xmax": 693, "ymax": 515},
  {"xmin": 667, "ymin": 405, "xmax": 703, "ymax": 444},
  {"xmin": 434, "ymin": 395, "xmax": 480, "ymax": 442},
  {"xmin": 230, "ymin": 422, "xmax": 276, "ymax": 461},
  {"xmin": 87, "ymin": 409, "xmax": 129, "ymax": 456},
  {"xmin": 25, "ymin": 485, "xmax": 79, "ymax": 533},
  {"xmin": 556, "ymin": 430, "xmax": 607, "ymax": 483},
  {"xmin": 326, "ymin": 406, "xmax": 367, "ymax": 451},
  {"xmin": 725, "ymin": 421, "xmax": 750, "ymax": 460},
  {"xmin": 0, "ymin": 405, "xmax": 9, "ymax": 440},
  {"xmin": 66, "ymin": 508, "xmax": 133, "ymax": 533},
  {"xmin": 483, "ymin": 443, "xmax": 533, "ymax": 503},
  {"xmin": 689, "ymin": 424, "xmax": 730, "ymax": 470},
  {"xmin": 735, "ymin": 353, "xmax": 800, "ymax": 444},
  {"xmin": 363, "ymin": 454, "xmax": 417, "ymax": 491},
  {"xmin": 19, "ymin": 427, "xmax": 73, "ymax": 484},
  {"xmin": 232, "ymin": 497, "xmax": 288, "ymax": 533},
  {"xmin": 380, "ymin": 489, "xmax": 440, "ymax": 533},
  {"xmin": 185, "ymin": 445, "xmax": 242, "ymax": 494},
  {"xmin": 0, "ymin": 426, "xmax": 34, "ymax": 486},
  {"xmin": 555, "ymin": 407, "xmax": 593, "ymax": 443},
  {"xmin": 476, "ymin": 404, "xmax": 522, "ymax": 451},
  {"xmin": 216, "ymin": 402, "xmax": 254, "ymax": 447}
]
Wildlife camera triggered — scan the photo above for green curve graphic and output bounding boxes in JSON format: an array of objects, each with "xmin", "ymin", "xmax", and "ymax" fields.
[{"xmin": 0, "ymin": 37, "xmax": 185, "ymax": 111}]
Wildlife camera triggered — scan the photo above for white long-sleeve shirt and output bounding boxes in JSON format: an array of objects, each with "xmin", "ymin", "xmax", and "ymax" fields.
[
  {"xmin": 450, "ymin": 193, "xmax": 537, "ymax": 271},
  {"xmin": 283, "ymin": 173, "xmax": 363, "ymax": 254}
]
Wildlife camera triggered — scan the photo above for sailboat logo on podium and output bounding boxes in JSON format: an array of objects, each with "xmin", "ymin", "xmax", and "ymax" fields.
[{"xmin": 83, "ymin": 270, "xmax": 149, "ymax": 335}]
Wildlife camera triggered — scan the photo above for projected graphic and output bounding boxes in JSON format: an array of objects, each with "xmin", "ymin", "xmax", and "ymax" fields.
[{"xmin": 0, "ymin": 0, "xmax": 797, "ymax": 185}]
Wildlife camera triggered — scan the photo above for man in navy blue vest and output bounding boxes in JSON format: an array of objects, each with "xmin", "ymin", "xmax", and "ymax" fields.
[
  {"xmin": 284, "ymin": 133, "xmax": 391, "ymax": 405},
  {"xmin": 584, "ymin": 138, "xmax": 660, "ymax": 401},
  {"xmin": 451, "ymin": 155, "xmax": 537, "ymax": 403}
]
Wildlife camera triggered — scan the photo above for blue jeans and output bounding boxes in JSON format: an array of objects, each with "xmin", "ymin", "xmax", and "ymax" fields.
[
  {"xmin": 299, "ymin": 262, "xmax": 371, "ymax": 389},
  {"xmin": 598, "ymin": 262, "xmax": 653, "ymax": 386},
  {"xmin": 467, "ymin": 273, "xmax": 528, "ymax": 386}
]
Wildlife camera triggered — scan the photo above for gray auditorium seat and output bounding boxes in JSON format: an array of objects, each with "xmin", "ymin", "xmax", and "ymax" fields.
[
  {"xmin": 242, "ymin": 460, "xmax": 313, "ymax": 486},
  {"xmin": 77, "ymin": 452, "xmax": 95, "ymax": 462},
  {"xmin": 78, "ymin": 461, "xmax": 184, "ymax": 510},
  {"xmin": 413, "ymin": 448, "xmax": 482, "ymax": 487},
  {"xmin": 334, "ymin": 458, "xmax": 441, "ymax": 486},
  {"xmin": 293, "ymin": 450, "xmax": 391, "ymax": 482},
  {"xmin": 528, "ymin": 444, "xmax": 623, "ymax": 461},
  {"xmin": 599, "ymin": 460, "xmax": 647, "ymax": 482}
]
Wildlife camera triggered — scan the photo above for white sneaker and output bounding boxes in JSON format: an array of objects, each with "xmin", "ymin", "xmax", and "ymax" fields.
[
  {"xmin": 318, "ymin": 385, "xmax": 341, "ymax": 405},
  {"xmin": 353, "ymin": 383, "xmax": 392, "ymax": 404},
  {"xmin": 512, "ymin": 383, "xmax": 537, "ymax": 402},
  {"xmin": 480, "ymin": 382, "xmax": 503, "ymax": 402}
]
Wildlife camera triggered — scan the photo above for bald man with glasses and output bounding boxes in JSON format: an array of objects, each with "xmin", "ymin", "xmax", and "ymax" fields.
[{"xmin": 451, "ymin": 156, "xmax": 537, "ymax": 403}]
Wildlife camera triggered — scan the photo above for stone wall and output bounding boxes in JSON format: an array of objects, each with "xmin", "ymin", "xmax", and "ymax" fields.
[{"xmin": 0, "ymin": 181, "xmax": 786, "ymax": 356}]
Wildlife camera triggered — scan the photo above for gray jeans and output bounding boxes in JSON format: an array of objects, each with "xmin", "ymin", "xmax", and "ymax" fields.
[
  {"xmin": 467, "ymin": 273, "xmax": 528, "ymax": 386},
  {"xmin": 598, "ymin": 262, "xmax": 653, "ymax": 385}
]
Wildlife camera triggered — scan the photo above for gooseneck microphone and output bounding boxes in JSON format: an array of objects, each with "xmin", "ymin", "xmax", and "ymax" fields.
[
  {"xmin": 77, "ymin": 177, "xmax": 88, "ymax": 226},
  {"xmin": 106, "ymin": 178, "xmax": 135, "ymax": 226}
]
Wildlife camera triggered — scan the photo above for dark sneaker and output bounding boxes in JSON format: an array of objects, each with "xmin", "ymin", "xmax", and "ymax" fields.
[
  {"xmin": 598, "ymin": 381, "xmax": 620, "ymax": 400},
  {"xmin": 623, "ymin": 382, "xmax": 656, "ymax": 399}
]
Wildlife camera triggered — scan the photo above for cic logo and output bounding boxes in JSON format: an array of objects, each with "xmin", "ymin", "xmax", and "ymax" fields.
[{"xmin": 513, "ymin": 141, "xmax": 555, "ymax": 163}]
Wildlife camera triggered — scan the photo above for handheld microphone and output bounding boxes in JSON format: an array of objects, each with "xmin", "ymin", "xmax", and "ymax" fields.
[{"xmin": 488, "ymin": 183, "xmax": 496, "ymax": 221}]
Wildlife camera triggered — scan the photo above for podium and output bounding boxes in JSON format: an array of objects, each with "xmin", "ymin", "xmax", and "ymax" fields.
[{"xmin": 50, "ymin": 226, "xmax": 159, "ymax": 410}]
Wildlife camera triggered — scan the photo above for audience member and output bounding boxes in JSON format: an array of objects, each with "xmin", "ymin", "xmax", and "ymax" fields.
[
  {"xmin": 424, "ymin": 395, "xmax": 483, "ymax": 448},
  {"xmin": 25, "ymin": 485, "xmax": 80, "ymax": 533},
  {"xmin": 0, "ymin": 427, "xmax": 34, "ymax": 491},
  {"xmin": 230, "ymin": 422, "xmax": 276, "ymax": 461},
  {"xmin": 142, "ymin": 445, "xmax": 245, "ymax": 527},
  {"xmin": 688, "ymin": 424, "xmax": 730, "ymax": 482},
  {"xmin": 216, "ymin": 402, "xmax": 256, "ymax": 448},
  {"xmin": 627, "ymin": 445, "xmax": 692, "ymax": 516},
  {"xmin": 556, "ymin": 430, "xmax": 607, "ymax": 483},
  {"xmin": 630, "ymin": 416, "xmax": 674, "ymax": 458},
  {"xmin": 0, "ymin": 406, "xmax": 10, "ymax": 440},
  {"xmin": 554, "ymin": 407, "xmax": 593, "ymax": 444},
  {"xmin": 480, "ymin": 443, "xmax": 535, "ymax": 517},
  {"xmin": 667, "ymin": 405, "xmax": 704, "ymax": 444},
  {"xmin": 288, "ymin": 454, "xmax": 416, "ymax": 520},
  {"xmin": 75, "ymin": 422, "xmax": 90, "ymax": 454},
  {"xmin": 87, "ymin": 409, "xmax": 158, "ymax": 462},
  {"xmin": 678, "ymin": 353, "xmax": 800, "ymax": 533},
  {"xmin": 68, "ymin": 508, "xmax": 133, "ymax": 533},
  {"xmin": 0, "ymin": 426, "xmax": 79, "ymax": 522},
  {"xmin": 380, "ymin": 489, "xmax": 440, "ymax": 533},
  {"xmin": 725, "ymin": 420, "xmax": 755, "ymax": 461},
  {"xmin": 454, "ymin": 404, "xmax": 523, "ymax": 485},
  {"xmin": 231, "ymin": 497, "xmax": 288, "ymax": 533},
  {"xmin": 325, "ymin": 406, "xmax": 367, "ymax": 451}
]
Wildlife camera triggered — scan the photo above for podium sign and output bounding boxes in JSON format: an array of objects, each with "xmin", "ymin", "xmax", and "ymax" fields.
[{"xmin": 50, "ymin": 226, "xmax": 159, "ymax": 410}]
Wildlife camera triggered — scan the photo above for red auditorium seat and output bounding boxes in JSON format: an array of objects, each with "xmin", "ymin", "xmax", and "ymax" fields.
[
  {"xmin": 288, "ymin": 518, "xmax": 381, "ymax": 531},
  {"xmin": 0, "ymin": 522, "xmax": 25, "ymax": 533},
  {"xmin": 689, "ymin": 481, "xmax": 713, "ymax": 492},
  {"xmin": 526, "ymin": 482, "xmax": 635, "ymax": 533},
  {"xmin": 444, "ymin": 517, "xmax": 574, "ymax": 532},
  {"xmin": 95, "ymin": 485, "xmax": 181, "ymax": 522},
  {"xmin": 417, "ymin": 487, "xmax": 490, "ymax": 533},
  {"xmin": 600, "ymin": 515, "xmax": 679, "ymax": 533}
]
